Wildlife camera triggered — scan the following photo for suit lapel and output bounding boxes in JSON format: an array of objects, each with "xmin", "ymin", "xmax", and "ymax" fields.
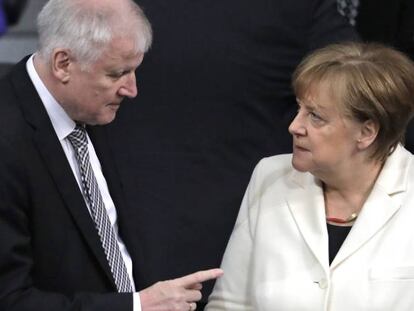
[
  {"xmin": 330, "ymin": 187, "xmax": 399, "ymax": 268},
  {"xmin": 88, "ymin": 125, "xmax": 146, "ymax": 286},
  {"xmin": 286, "ymin": 171, "xmax": 330, "ymax": 273},
  {"xmin": 285, "ymin": 145, "xmax": 412, "ymax": 272},
  {"xmin": 331, "ymin": 146, "xmax": 411, "ymax": 269},
  {"xmin": 10, "ymin": 58, "xmax": 117, "ymax": 289}
]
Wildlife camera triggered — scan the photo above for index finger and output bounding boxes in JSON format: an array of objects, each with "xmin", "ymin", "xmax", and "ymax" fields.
[{"xmin": 173, "ymin": 268, "xmax": 224, "ymax": 287}]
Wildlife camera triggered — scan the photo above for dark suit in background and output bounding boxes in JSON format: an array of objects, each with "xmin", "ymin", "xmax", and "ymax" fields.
[
  {"xmin": 108, "ymin": 0, "xmax": 358, "ymax": 307},
  {"xmin": 356, "ymin": 0, "xmax": 414, "ymax": 60},
  {"xmin": 0, "ymin": 58, "xmax": 137, "ymax": 310}
]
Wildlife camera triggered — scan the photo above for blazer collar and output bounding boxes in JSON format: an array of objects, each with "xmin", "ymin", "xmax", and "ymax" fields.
[
  {"xmin": 286, "ymin": 145, "xmax": 412, "ymax": 271},
  {"xmin": 286, "ymin": 172, "xmax": 330, "ymax": 273},
  {"xmin": 332, "ymin": 145, "xmax": 411, "ymax": 268}
]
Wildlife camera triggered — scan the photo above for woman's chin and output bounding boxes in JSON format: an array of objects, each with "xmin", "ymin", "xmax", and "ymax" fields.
[{"xmin": 291, "ymin": 157, "xmax": 310, "ymax": 172}]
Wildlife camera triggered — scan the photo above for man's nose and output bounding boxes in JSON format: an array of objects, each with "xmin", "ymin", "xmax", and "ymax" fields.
[{"xmin": 119, "ymin": 72, "xmax": 138, "ymax": 98}]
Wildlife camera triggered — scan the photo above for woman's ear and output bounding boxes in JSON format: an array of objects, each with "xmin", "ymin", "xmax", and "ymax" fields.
[
  {"xmin": 51, "ymin": 49, "xmax": 72, "ymax": 83},
  {"xmin": 357, "ymin": 119, "xmax": 379, "ymax": 150}
]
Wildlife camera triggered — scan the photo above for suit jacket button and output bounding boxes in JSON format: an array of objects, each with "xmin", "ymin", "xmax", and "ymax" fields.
[{"xmin": 318, "ymin": 278, "xmax": 328, "ymax": 289}]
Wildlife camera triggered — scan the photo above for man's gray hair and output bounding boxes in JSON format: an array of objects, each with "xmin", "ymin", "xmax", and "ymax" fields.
[{"xmin": 37, "ymin": 0, "xmax": 152, "ymax": 67}]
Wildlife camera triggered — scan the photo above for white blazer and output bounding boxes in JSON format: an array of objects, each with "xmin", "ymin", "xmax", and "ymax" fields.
[{"xmin": 206, "ymin": 145, "xmax": 414, "ymax": 311}]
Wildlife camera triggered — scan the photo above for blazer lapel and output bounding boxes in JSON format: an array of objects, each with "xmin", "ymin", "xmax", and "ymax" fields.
[
  {"xmin": 330, "ymin": 188, "xmax": 399, "ymax": 269},
  {"xmin": 331, "ymin": 145, "xmax": 412, "ymax": 269},
  {"xmin": 10, "ymin": 58, "xmax": 117, "ymax": 289},
  {"xmin": 286, "ymin": 171, "xmax": 330, "ymax": 272}
]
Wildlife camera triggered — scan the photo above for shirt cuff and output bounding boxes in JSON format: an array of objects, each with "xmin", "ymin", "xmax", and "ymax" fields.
[{"xmin": 133, "ymin": 292, "xmax": 142, "ymax": 311}]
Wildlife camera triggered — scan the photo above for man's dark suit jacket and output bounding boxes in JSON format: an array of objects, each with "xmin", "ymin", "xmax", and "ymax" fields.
[
  {"xmin": 108, "ymin": 0, "xmax": 358, "ymax": 306},
  {"xmin": 0, "ymin": 58, "xmax": 141, "ymax": 310}
]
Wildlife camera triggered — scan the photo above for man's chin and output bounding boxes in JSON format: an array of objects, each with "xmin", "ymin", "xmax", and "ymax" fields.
[
  {"xmin": 85, "ymin": 112, "xmax": 117, "ymax": 126},
  {"xmin": 100, "ymin": 113, "xmax": 117, "ymax": 125}
]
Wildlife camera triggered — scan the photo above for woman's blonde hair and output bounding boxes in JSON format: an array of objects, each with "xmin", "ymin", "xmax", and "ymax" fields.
[{"xmin": 293, "ymin": 42, "xmax": 414, "ymax": 161}]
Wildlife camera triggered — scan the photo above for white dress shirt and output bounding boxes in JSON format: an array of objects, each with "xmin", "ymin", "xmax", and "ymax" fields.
[{"xmin": 26, "ymin": 55, "xmax": 141, "ymax": 311}]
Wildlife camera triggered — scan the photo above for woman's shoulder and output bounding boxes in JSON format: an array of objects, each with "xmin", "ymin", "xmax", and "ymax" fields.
[
  {"xmin": 248, "ymin": 153, "xmax": 296, "ymax": 188},
  {"xmin": 255, "ymin": 153, "xmax": 293, "ymax": 174}
]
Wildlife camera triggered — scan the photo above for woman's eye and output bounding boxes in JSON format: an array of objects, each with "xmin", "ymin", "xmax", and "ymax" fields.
[{"xmin": 309, "ymin": 111, "xmax": 324, "ymax": 123}]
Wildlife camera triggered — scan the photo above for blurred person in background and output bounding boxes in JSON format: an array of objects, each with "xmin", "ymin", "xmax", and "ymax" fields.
[
  {"xmin": 0, "ymin": 0, "xmax": 27, "ymax": 34},
  {"xmin": 0, "ymin": 0, "xmax": 7, "ymax": 35}
]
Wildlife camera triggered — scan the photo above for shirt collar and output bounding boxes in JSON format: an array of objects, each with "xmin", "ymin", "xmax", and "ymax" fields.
[{"xmin": 26, "ymin": 54, "xmax": 76, "ymax": 140}]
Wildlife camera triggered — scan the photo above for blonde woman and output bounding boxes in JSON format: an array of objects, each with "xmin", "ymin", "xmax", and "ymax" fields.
[{"xmin": 206, "ymin": 42, "xmax": 414, "ymax": 311}]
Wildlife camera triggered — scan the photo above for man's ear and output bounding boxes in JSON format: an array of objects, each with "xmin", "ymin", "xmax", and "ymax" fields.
[
  {"xmin": 357, "ymin": 119, "xmax": 379, "ymax": 150},
  {"xmin": 51, "ymin": 49, "xmax": 72, "ymax": 83}
]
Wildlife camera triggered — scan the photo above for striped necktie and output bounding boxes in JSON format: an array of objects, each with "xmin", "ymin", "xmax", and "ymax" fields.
[{"xmin": 67, "ymin": 125, "xmax": 133, "ymax": 292}]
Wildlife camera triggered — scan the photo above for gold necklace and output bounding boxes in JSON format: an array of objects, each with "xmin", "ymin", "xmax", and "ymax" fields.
[{"xmin": 326, "ymin": 212, "xmax": 358, "ymax": 224}]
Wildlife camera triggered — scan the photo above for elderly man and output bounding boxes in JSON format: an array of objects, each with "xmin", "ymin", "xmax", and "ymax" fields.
[{"xmin": 0, "ymin": 0, "xmax": 222, "ymax": 310}]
